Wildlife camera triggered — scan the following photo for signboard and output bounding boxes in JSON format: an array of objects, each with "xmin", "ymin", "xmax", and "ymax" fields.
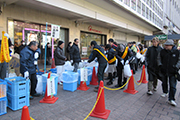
[
  {"xmin": 82, "ymin": 47, "xmax": 87, "ymax": 55},
  {"xmin": 155, "ymin": 35, "xmax": 167, "ymax": 40},
  {"xmin": 51, "ymin": 24, "xmax": 60, "ymax": 39},
  {"xmin": 47, "ymin": 77, "xmax": 56, "ymax": 96},
  {"xmin": 80, "ymin": 68, "xmax": 88, "ymax": 82},
  {"xmin": 27, "ymin": 33, "xmax": 38, "ymax": 45}
]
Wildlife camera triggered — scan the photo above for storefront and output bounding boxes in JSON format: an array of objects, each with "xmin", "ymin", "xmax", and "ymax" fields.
[
  {"xmin": 80, "ymin": 31, "xmax": 107, "ymax": 59},
  {"xmin": 8, "ymin": 19, "xmax": 69, "ymax": 60}
]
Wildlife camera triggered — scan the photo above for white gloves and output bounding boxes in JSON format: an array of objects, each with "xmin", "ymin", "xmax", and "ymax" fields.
[
  {"xmin": 24, "ymin": 71, "xmax": 29, "ymax": 79},
  {"xmin": 125, "ymin": 60, "xmax": 129, "ymax": 65},
  {"xmin": 121, "ymin": 60, "xmax": 124, "ymax": 65},
  {"xmin": 70, "ymin": 60, "xmax": 73, "ymax": 64},
  {"xmin": 34, "ymin": 52, "xmax": 39, "ymax": 59},
  {"xmin": 4, "ymin": 33, "xmax": 9, "ymax": 38}
]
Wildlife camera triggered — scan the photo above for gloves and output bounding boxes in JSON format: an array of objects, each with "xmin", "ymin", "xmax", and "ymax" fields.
[
  {"xmin": 70, "ymin": 60, "xmax": 73, "ymax": 64},
  {"xmin": 34, "ymin": 52, "xmax": 39, "ymax": 59},
  {"xmin": 121, "ymin": 60, "xmax": 124, "ymax": 65},
  {"xmin": 125, "ymin": 60, "xmax": 129, "ymax": 65},
  {"xmin": 24, "ymin": 71, "xmax": 29, "ymax": 79},
  {"xmin": 4, "ymin": 33, "xmax": 9, "ymax": 38}
]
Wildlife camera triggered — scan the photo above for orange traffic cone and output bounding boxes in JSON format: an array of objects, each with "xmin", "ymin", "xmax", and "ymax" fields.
[
  {"xmin": 90, "ymin": 67, "xmax": 98, "ymax": 86},
  {"xmin": 51, "ymin": 58, "xmax": 56, "ymax": 68},
  {"xmin": 123, "ymin": 70, "xmax": 138, "ymax": 94},
  {"xmin": 21, "ymin": 106, "xmax": 30, "ymax": 120},
  {"xmin": 137, "ymin": 65, "xmax": 148, "ymax": 83},
  {"xmin": 77, "ymin": 81, "xmax": 90, "ymax": 91},
  {"xmin": 39, "ymin": 73, "xmax": 58, "ymax": 104},
  {"xmin": 90, "ymin": 81, "xmax": 111, "ymax": 119}
]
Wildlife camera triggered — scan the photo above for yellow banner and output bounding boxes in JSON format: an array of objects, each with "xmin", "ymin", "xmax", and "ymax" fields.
[{"xmin": 121, "ymin": 47, "xmax": 128, "ymax": 59}]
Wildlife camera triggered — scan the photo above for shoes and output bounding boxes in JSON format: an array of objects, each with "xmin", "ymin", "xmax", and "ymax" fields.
[
  {"xmin": 106, "ymin": 81, "xmax": 113, "ymax": 85},
  {"xmin": 161, "ymin": 93, "xmax": 168, "ymax": 98},
  {"xmin": 32, "ymin": 93, "xmax": 41, "ymax": 97},
  {"xmin": 147, "ymin": 90, "xmax": 153, "ymax": 95},
  {"xmin": 30, "ymin": 95, "xmax": 34, "ymax": 100},
  {"xmin": 153, "ymin": 87, "xmax": 157, "ymax": 91},
  {"xmin": 168, "ymin": 100, "xmax": 177, "ymax": 106}
]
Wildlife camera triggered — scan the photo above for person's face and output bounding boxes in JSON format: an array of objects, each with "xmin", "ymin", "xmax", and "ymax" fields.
[
  {"xmin": 152, "ymin": 40, "xmax": 159, "ymax": 47},
  {"xmin": 128, "ymin": 43, "xmax": 131, "ymax": 47},
  {"xmin": 32, "ymin": 44, "xmax": 38, "ymax": 51},
  {"xmin": 60, "ymin": 43, "xmax": 64, "ymax": 49},
  {"xmin": 138, "ymin": 45, "xmax": 141, "ymax": 49},
  {"xmin": 70, "ymin": 43, "xmax": 72, "ymax": 46},
  {"xmin": 165, "ymin": 45, "xmax": 173, "ymax": 50},
  {"xmin": 101, "ymin": 46, "xmax": 105, "ymax": 50},
  {"xmin": 75, "ymin": 40, "xmax": 79, "ymax": 45},
  {"xmin": 109, "ymin": 42, "xmax": 113, "ymax": 45}
]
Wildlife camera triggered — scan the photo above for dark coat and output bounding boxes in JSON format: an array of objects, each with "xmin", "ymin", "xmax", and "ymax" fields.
[
  {"xmin": 20, "ymin": 46, "xmax": 37, "ymax": 75},
  {"xmin": 88, "ymin": 44, "xmax": 107, "ymax": 64},
  {"xmin": 54, "ymin": 46, "xmax": 66, "ymax": 65},
  {"xmin": 106, "ymin": 48, "xmax": 116, "ymax": 65},
  {"xmin": 157, "ymin": 46, "xmax": 180, "ymax": 75},
  {"xmin": 146, "ymin": 45, "xmax": 162, "ymax": 74},
  {"xmin": 66, "ymin": 45, "xmax": 71, "ymax": 53},
  {"xmin": 70, "ymin": 43, "xmax": 81, "ymax": 63}
]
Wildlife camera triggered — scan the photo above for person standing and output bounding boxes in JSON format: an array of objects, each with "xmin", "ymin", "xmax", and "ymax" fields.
[
  {"xmin": 146, "ymin": 37, "xmax": 162, "ymax": 95},
  {"xmin": 88, "ymin": 41, "xmax": 107, "ymax": 92},
  {"xmin": 157, "ymin": 39, "xmax": 180, "ymax": 106},
  {"xmin": 128, "ymin": 42, "xmax": 137, "ymax": 74},
  {"xmin": 46, "ymin": 42, "xmax": 51, "ymax": 65},
  {"xmin": 66, "ymin": 42, "xmax": 72, "ymax": 60},
  {"xmin": 70, "ymin": 38, "xmax": 81, "ymax": 72},
  {"xmin": 20, "ymin": 41, "xmax": 41, "ymax": 99},
  {"xmin": 54, "ymin": 41, "xmax": 67, "ymax": 84}
]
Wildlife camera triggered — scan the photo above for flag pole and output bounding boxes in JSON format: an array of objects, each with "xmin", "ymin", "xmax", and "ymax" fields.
[{"xmin": 44, "ymin": 22, "xmax": 48, "ymax": 73}]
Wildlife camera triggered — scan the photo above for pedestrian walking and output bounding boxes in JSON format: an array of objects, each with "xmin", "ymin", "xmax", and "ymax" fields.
[
  {"xmin": 70, "ymin": 38, "xmax": 81, "ymax": 72},
  {"xmin": 146, "ymin": 37, "xmax": 162, "ymax": 95},
  {"xmin": 157, "ymin": 39, "xmax": 180, "ymax": 106}
]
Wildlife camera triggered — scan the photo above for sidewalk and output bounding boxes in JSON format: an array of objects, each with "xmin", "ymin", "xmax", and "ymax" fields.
[{"xmin": 1, "ymin": 66, "xmax": 180, "ymax": 120}]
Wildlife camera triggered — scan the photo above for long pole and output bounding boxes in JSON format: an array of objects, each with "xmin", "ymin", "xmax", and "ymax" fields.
[
  {"xmin": 44, "ymin": 22, "xmax": 48, "ymax": 73},
  {"xmin": 52, "ymin": 38, "xmax": 54, "ymax": 59}
]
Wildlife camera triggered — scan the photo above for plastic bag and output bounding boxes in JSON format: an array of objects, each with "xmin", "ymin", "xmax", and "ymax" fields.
[
  {"xmin": 123, "ymin": 63, "xmax": 132, "ymax": 78},
  {"xmin": 64, "ymin": 61, "xmax": 74, "ymax": 71},
  {"xmin": 136, "ymin": 52, "xmax": 142, "ymax": 59},
  {"xmin": 36, "ymin": 75, "xmax": 43, "ymax": 94},
  {"xmin": 104, "ymin": 63, "xmax": 109, "ymax": 74},
  {"xmin": 140, "ymin": 56, "xmax": 145, "ymax": 62}
]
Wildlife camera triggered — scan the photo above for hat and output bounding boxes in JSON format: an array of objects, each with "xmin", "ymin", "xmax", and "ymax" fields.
[
  {"xmin": 108, "ymin": 38, "xmax": 114, "ymax": 43},
  {"xmin": 58, "ymin": 41, "xmax": 64, "ymax": 46},
  {"xmin": 164, "ymin": 39, "xmax": 174, "ymax": 46}
]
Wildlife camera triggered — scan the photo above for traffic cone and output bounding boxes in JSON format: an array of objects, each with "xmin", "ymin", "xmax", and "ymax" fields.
[
  {"xmin": 77, "ymin": 81, "xmax": 90, "ymax": 91},
  {"xmin": 90, "ymin": 67, "xmax": 98, "ymax": 85},
  {"xmin": 137, "ymin": 65, "xmax": 148, "ymax": 83},
  {"xmin": 39, "ymin": 73, "xmax": 58, "ymax": 104},
  {"xmin": 90, "ymin": 80, "xmax": 111, "ymax": 119},
  {"xmin": 123, "ymin": 70, "xmax": 138, "ymax": 94},
  {"xmin": 51, "ymin": 58, "xmax": 56, "ymax": 68},
  {"xmin": 21, "ymin": 106, "xmax": 30, "ymax": 120}
]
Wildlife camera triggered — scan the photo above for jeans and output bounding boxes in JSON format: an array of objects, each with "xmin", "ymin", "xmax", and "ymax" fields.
[
  {"xmin": 162, "ymin": 75, "xmax": 177, "ymax": 101},
  {"xmin": 73, "ymin": 62, "xmax": 79, "ymax": 72},
  {"xmin": 97, "ymin": 63, "xmax": 107, "ymax": 84}
]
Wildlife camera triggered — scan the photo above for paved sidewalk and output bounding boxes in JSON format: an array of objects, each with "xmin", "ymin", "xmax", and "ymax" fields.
[{"xmin": 1, "ymin": 67, "xmax": 180, "ymax": 120}]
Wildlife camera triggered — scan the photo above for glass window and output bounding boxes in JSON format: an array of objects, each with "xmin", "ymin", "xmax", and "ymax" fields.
[
  {"xmin": 131, "ymin": 0, "xmax": 136, "ymax": 10},
  {"xmin": 137, "ymin": 0, "xmax": 141, "ymax": 14},
  {"xmin": 149, "ymin": 10, "xmax": 151, "ymax": 21},
  {"xmin": 142, "ymin": 3, "xmax": 146, "ymax": 17},
  {"xmin": 146, "ymin": 7, "xmax": 149, "ymax": 19},
  {"xmin": 124, "ymin": 0, "xmax": 130, "ymax": 6}
]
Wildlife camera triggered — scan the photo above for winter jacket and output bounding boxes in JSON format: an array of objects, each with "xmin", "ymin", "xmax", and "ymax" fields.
[
  {"xmin": 157, "ymin": 46, "xmax": 180, "ymax": 75},
  {"xmin": 70, "ymin": 43, "xmax": 81, "ymax": 63},
  {"xmin": 66, "ymin": 45, "xmax": 71, "ymax": 53},
  {"xmin": 88, "ymin": 44, "xmax": 107, "ymax": 64},
  {"xmin": 20, "ymin": 46, "xmax": 37, "ymax": 75},
  {"xmin": 54, "ymin": 46, "xmax": 66, "ymax": 65},
  {"xmin": 146, "ymin": 45, "xmax": 162, "ymax": 73},
  {"xmin": 106, "ymin": 48, "xmax": 116, "ymax": 65}
]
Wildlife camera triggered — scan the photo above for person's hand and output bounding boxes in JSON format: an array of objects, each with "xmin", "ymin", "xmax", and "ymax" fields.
[
  {"xmin": 70, "ymin": 60, "xmax": 73, "ymax": 63},
  {"xmin": 121, "ymin": 60, "xmax": 124, "ymax": 65},
  {"xmin": 34, "ymin": 52, "xmax": 39, "ymax": 59},
  {"xmin": 4, "ymin": 33, "xmax": 9, "ymax": 38},
  {"xmin": 65, "ymin": 58, "xmax": 67, "ymax": 60},
  {"xmin": 24, "ymin": 71, "xmax": 29, "ymax": 79}
]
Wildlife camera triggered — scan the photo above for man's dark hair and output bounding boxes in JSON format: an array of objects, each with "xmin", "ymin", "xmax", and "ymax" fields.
[
  {"xmin": 100, "ymin": 44, "xmax": 104, "ymax": 47},
  {"xmin": 14, "ymin": 42, "xmax": 18, "ymax": 45},
  {"xmin": 90, "ymin": 41, "xmax": 97, "ymax": 46},
  {"xmin": 108, "ymin": 38, "xmax": 114, "ymax": 43},
  {"xmin": 132, "ymin": 41, "xmax": 136, "ymax": 44},
  {"xmin": 74, "ymin": 38, "xmax": 78, "ymax": 42},
  {"xmin": 29, "ymin": 41, "xmax": 38, "ymax": 47},
  {"xmin": 127, "ymin": 42, "xmax": 132, "ymax": 44},
  {"xmin": 105, "ymin": 44, "xmax": 111, "ymax": 49}
]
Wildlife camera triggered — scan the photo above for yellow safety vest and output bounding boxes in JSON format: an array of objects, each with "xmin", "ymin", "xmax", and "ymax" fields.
[
  {"xmin": 140, "ymin": 49, "xmax": 147, "ymax": 55},
  {"xmin": 121, "ymin": 47, "xmax": 128, "ymax": 59}
]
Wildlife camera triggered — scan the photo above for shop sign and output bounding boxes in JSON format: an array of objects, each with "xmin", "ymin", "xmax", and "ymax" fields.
[
  {"xmin": 47, "ymin": 77, "xmax": 55, "ymax": 96},
  {"xmin": 155, "ymin": 35, "xmax": 167, "ymax": 40},
  {"xmin": 82, "ymin": 47, "xmax": 87, "ymax": 55},
  {"xmin": 80, "ymin": 68, "xmax": 88, "ymax": 82},
  {"xmin": 88, "ymin": 25, "xmax": 102, "ymax": 33},
  {"xmin": 51, "ymin": 24, "xmax": 60, "ymax": 38}
]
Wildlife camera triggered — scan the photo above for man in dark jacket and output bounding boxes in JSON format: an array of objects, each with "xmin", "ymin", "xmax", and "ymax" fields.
[
  {"xmin": 88, "ymin": 41, "xmax": 107, "ymax": 92},
  {"xmin": 115, "ymin": 44, "xmax": 133, "ymax": 88},
  {"xmin": 105, "ymin": 44, "xmax": 116, "ymax": 85},
  {"xmin": 70, "ymin": 38, "xmax": 81, "ymax": 72},
  {"xmin": 146, "ymin": 37, "xmax": 162, "ymax": 95},
  {"xmin": 157, "ymin": 39, "xmax": 180, "ymax": 106},
  {"xmin": 20, "ymin": 41, "xmax": 41, "ymax": 99},
  {"xmin": 54, "ymin": 41, "xmax": 67, "ymax": 84}
]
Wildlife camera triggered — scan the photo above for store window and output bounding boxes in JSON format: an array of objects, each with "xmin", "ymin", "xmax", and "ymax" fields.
[{"xmin": 80, "ymin": 32, "xmax": 106, "ymax": 59}]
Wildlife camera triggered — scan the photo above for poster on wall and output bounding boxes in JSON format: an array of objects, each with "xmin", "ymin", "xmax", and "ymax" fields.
[
  {"xmin": 82, "ymin": 47, "xmax": 87, "ymax": 55},
  {"xmin": 42, "ymin": 35, "xmax": 51, "ymax": 48},
  {"xmin": 27, "ymin": 33, "xmax": 38, "ymax": 45},
  {"xmin": 51, "ymin": 24, "xmax": 60, "ymax": 39}
]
